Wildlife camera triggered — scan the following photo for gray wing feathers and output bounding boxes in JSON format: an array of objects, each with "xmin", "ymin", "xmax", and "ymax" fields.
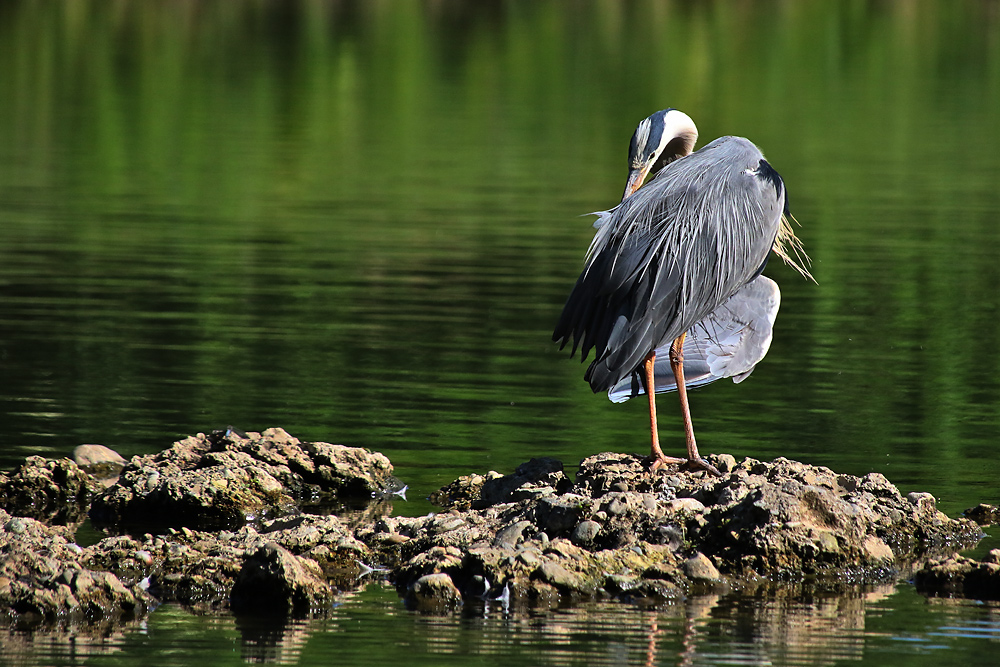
[
  {"xmin": 554, "ymin": 136, "xmax": 784, "ymax": 393},
  {"xmin": 607, "ymin": 276, "xmax": 780, "ymax": 402}
]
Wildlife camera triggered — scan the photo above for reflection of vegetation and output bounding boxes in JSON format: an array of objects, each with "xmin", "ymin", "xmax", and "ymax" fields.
[
  {"xmin": 0, "ymin": 1, "xmax": 998, "ymax": 513},
  {"xmin": 0, "ymin": 582, "xmax": 909, "ymax": 665}
]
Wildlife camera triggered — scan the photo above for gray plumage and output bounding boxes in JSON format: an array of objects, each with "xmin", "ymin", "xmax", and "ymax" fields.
[
  {"xmin": 607, "ymin": 275, "xmax": 780, "ymax": 402},
  {"xmin": 554, "ymin": 135, "xmax": 786, "ymax": 393}
]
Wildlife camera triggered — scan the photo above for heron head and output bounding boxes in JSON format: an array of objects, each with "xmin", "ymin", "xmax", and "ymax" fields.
[{"xmin": 623, "ymin": 108, "xmax": 698, "ymax": 200}]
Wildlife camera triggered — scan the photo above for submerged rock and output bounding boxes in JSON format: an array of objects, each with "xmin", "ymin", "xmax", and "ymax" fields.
[{"xmin": 964, "ymin": 503, "xmax": 1000, "ymax": 526}]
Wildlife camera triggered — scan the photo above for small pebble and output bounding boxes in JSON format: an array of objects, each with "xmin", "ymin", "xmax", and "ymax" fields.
[
  {"xmin": 683, "ymin": 553, "xmax": 721, "ymax": 582},
  {"xmin": 571, "ymin": 520, "xmax": 601, "ymax": 546}
]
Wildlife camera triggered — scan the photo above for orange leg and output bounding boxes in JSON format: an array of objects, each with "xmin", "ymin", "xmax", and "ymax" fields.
[
  {"xmin": 643, "ymin": 333, "xmax": 722, "ymax": 476},
  {"xmin": 643, "ymin": 350, "xmax": 685, "ymax": 470},
  {"xmin": 668, "ymin": 333, "xmax": 722, "ymax": 476},
  {"xmin": 668, "ymin": 333, "xmax": 700, "ymax": 461}
]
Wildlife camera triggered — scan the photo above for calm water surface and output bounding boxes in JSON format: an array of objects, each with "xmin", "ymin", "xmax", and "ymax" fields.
[
  {"xmin": 2, "ymin": 1, "xmax": 1000, "ymax": 664},
  {"xmin": 7, "ymin": 586, "xmax": 1000, "ymax": 667}
]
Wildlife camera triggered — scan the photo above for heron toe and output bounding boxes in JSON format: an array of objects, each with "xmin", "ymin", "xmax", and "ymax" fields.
[
  {"xmin": 681, "ymin": 457, "xmax": 722, "ymax": 477},
  {"xmin": 649, "ymin": 455, "xmax": 722, "ymax": 477}
]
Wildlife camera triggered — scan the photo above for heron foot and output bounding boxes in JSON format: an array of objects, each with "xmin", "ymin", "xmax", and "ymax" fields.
[
  {"xmin": 649, "ymin": 455, "xmax": 722, "ymax": 477},
  {"xmin": 681, "ymin": 457, "xmax": 722, "ymax": 477}
]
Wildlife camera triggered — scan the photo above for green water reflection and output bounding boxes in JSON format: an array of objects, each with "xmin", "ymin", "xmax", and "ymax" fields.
[
  {"xmin": 1, "ymin": 0, "xmax": 1000, "ymax": 664},
  {"xmin": 5, "ymin": 586, "xmax": 1000, "ymax": 667}
]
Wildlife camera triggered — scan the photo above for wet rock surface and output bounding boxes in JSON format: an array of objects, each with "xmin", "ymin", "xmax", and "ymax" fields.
[
  {"xmin": 0, "ymin": 456, "xmax": 98, "ymax": 526},
  {"xmin": 89, "ymin": 427, "xmax": 396, "ymax": 531},
  {"xmin": 406, "ymin": 572, "xmax": 464, "ymax": 613},
  {"xmin": 231, "ymin": 543, "xmax": 335, "ymax": 616},
  {"xmin": 0, "ymin": 509, "xmax": 150, "ymax": 626},
  {"xmin": 914, "ymin": 550, "xmax": 1000, "ymax": 600},
  {"xmin": 0, "ymin": 429, "xmax": 990, "ymax": 627},
  {"xmin": 73, "ymin": 445, "xmax": 128, "ymax": 487},
  {"xmin": 81, "ymin": 513, "xmax": 371, "ymax": 615},
  {"xmin": 377, "ymin": 452, "xmax": 981, "ymax": 612},
  {"xmin": 914, "ymin": 501, "xmax": 1000, "ymax": 601}
]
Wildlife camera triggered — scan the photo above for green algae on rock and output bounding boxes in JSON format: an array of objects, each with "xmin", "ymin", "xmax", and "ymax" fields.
[
  {"xmin": 0, "ymin": 509, "xmax": 150, "ymax": 625},
  {"xmin": 379, "ymin": 452, "xmax": 981, "ymax": 611},
  {"xmin": 89, "ymin": 428, "xmax": 396, "ymax": 531},
  {"xmin": 0, "ymin": 429, "xmax": 989, "ymax": 627}
]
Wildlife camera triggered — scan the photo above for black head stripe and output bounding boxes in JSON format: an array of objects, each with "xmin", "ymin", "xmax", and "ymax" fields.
[
  {"xmin": 628, "ymin": 108, "xmax": 678, "ymax": 167},
  {"xmin": 645, "ymin": 110, "xmax": 668, "ymax": 159},
  {"xmin": 755, "ymin": 159, "xmax": 784, "ymax": 200},
  {"xmin": 628, "ymin": 131, "xmax": 640, "ymax": 167}
]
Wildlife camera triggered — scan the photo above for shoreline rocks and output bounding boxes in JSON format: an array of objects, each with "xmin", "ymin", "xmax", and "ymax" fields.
[
  {"xmin": 0, "ymin": 456, "xmax": 97, "ymax": 527},
  {"xmin": 371, "ymin": 452, "xmax": 981, "ymax": 612},
  {"xmin": 89, "ymin": 428, "xmax": 398, "ymax": 532},
  {"xmin": 915, "ymin": 550, "xmax": 1000, "ymax": 600},
  {"xmin": 0, "ymin": 428, "xmax": 988, "ymax": 628},
  {"xmin": 0, "ymin": 509, "xmax": 151, "ymax": 627}
]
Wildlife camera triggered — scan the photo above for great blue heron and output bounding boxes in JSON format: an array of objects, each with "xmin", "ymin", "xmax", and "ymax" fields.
[{"xmin": 553, "ymin": 109, "xmax": 811, "ymax": 475}]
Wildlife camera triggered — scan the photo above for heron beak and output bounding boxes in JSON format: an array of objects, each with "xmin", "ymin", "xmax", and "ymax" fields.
[{"xmin": 622, "ymin": 163, "xmax": 652, "ymax": 200}]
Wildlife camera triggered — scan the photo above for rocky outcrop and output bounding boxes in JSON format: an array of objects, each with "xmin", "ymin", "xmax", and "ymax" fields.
[
  {"xmin": 230, "ymin": 543, "xmax": 335, "ymax": 616},
  {"xmin": 940, "ymin": 502, "xmax": 1000, "ymax": 598},
  {"xmin": 0, "ymin": 456, "xmax": 97, "ymax": 527},
  {"xmin": 81, "ymin": 513, "xmax": 373, "ymax": 615},
  {"xmin": 89, "ymin": 428, "xmax": 397, "ymax": 531},
  {"xmin": 914, "ymin": 549, "xmax": 1000, "ymax": 600},
  {"xmin": 0, "ymin": 429, "xmax": 987, "ymax": 627},
  {"xmin": 370, "ymin": 452, "xmax": 980, "ymax": 611},
  {"xmin": 0, "ymin": 510, "xmax": 150, "ymax": 625}
]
